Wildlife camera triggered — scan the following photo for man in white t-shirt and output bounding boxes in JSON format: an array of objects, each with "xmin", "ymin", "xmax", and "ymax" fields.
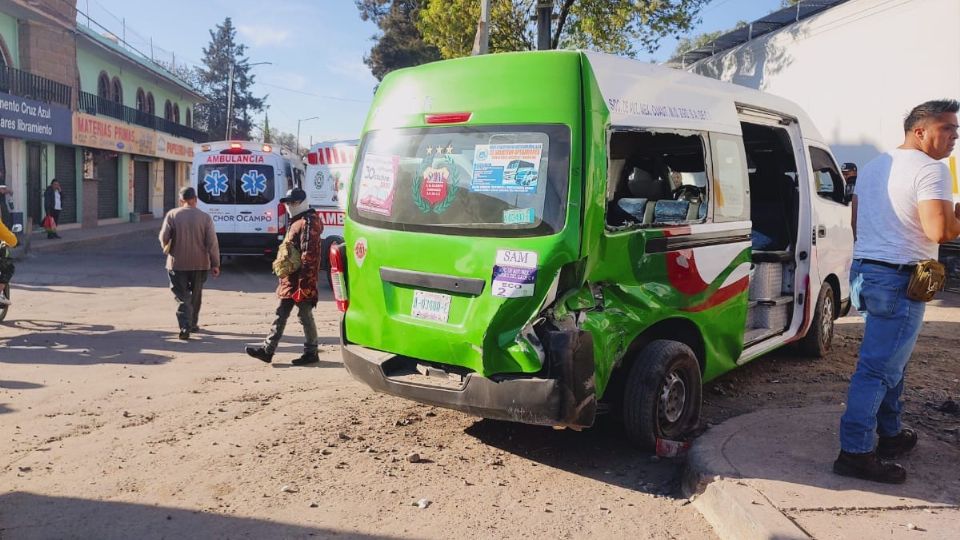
[{"xmin": 835, "ymin": 100, "xmax": 960, "ymax": 484}]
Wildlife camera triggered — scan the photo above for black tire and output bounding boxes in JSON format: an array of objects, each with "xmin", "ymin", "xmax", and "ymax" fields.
[
  {"xmin": 799, "ymin": 281, "xmax": 835, "ymax": 358},
  {"xmin": 0, "ymin": 283, "xmax": 9, "ymax": 322},
  {"xmin": 622, "ymin": 340, "xmax": 702, "ymax": 450}
]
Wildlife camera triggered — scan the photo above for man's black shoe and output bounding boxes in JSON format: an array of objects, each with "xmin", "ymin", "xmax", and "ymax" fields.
[
  {"xmin": 178, "ymin": 330, "xmax": 190, "ymax": 340},
  {"xmin": 190, "ymin": 326, "xmax": 200, "ymax": 333},
  {"xmin": 878, "ymin": 428, "xmax": 918, "ymax": 460},
  {"xmin": 246, "ymin": 346, "xmax": 273, "ymax": 364},
  {"xmin": 833, "ymin": 450, "xmax": 906, "ymax": 484},
  {"xmin": 291, "ymin": 352, "xmax": 320, "ymax": 366}
]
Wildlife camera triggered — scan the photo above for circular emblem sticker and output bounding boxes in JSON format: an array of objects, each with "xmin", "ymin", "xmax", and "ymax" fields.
[{"xmin": 354, "ymin": 237, "xmax": 368, "ymax": 268}]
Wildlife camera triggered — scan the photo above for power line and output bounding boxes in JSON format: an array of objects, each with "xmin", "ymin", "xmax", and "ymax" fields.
[{"xmin": 256, "ymin": 83, "xmax": 372, "ymax": 104}]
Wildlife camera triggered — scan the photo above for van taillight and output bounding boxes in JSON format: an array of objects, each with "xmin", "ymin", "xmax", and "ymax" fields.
[
  {"xmin": 277, "ymin": 203, "xmax": 287, "ymax": 239},
  {"xmin": 330, "ymin": 243, "xmax": 348, "ymax": 312}
]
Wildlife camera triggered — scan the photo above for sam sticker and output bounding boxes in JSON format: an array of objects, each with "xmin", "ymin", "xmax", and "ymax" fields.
[
  {"xmin": 357, "ymin": 153, "xmax": 399, "ymax": 216},
  {"xmin": 492, "ymin": 249, "xmax": 538, "ymax": 298},
  {"xmin": 503, "ymin": 208, "xmax": 535, "ymax": 225},
  {"xmin": 354, "ymin": 237, "xmax": 368, "ymax": 268}
]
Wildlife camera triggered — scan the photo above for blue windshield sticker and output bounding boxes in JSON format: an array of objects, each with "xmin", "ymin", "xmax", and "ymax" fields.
[
  {"xmin": 203, "ymin": 170, "xmax": 229, "ymax": 197},
  {"xmin": 240, "ymin": 169, "xmax": 267, "ymax": 196},
  {"xmin": 503, "ymin": 208, "xmax": 535, "ymax": 225},
  {"xmin": 471, "ymin": 143, "xmax": 542, "ymax": 193}
]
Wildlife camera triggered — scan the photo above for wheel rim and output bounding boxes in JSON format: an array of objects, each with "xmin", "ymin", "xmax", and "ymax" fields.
[
  {"xmin": 820, "ymin": 294, "xmax": 834, "ymax": 349},
  {"xmin": 660, "ymin": 371, "xmax": 687, "ymax": 424}
]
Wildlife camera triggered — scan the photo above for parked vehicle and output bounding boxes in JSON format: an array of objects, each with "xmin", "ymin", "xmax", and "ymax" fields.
[
  {"xmin": 305, "ymin": 140, "xmax": 358, "ymax": 276},
  {"xmin": 191, "ymin": 141, "xmax": 304, "ymax": 257},
  {"xmin": 0, "ymin": 222, "xmax": 23, "ymax": 322},
  {"xmin": 333, "ymin": 51, "xmax": 853, "ymax": 449}
]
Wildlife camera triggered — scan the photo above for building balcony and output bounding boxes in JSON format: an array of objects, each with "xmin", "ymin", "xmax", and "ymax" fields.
[
  {"xmin": 78, "ymin": 91, "xmax": 206, "ymax": 142},
  {"xmin": 0, "ymin": 64, "xmax": 73, "ymax": 109}
]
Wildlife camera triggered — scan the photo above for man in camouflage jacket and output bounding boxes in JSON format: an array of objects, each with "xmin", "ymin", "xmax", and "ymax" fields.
[{"xmin": 246, "ymin": 188, "xmax": 323, "ymax": 365}]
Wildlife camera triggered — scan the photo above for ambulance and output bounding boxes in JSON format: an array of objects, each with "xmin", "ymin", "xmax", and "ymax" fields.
[
  {"xmin": 305, "ymin": 140, "xmax": 358, "ymax": 273},
  {"xmin": 191, "ymin": 141, "xmax": 304, "ymax": 257},
  {"xmin": 334, "ymin": 51, "xmax": 854, "ymax": 449}
]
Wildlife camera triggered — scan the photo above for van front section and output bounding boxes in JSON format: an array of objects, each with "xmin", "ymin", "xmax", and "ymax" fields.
[{"xmin": 340, "ymin": 52, "xmax": 596, "ymax": 427}]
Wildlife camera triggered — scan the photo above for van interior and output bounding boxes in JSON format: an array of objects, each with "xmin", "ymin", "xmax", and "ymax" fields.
[{"xmin": 605, "ymin": 122, "xmax": 802, "ymax": 346}]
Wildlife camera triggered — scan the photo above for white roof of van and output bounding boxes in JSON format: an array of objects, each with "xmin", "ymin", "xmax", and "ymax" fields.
[{"xmin": 582, "ymin": 51, "xmax": 824, "ymax": 141}]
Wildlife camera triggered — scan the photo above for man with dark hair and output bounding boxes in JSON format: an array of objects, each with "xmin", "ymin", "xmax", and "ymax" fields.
[
  {"xmin": 841, "ymin": 162, "xmax": 857, "ymax": 202},
  {"xmin": 43, "ymin": 179, "xmax": 62, "ymax": 239},
  {"xmin": 836, "ymin": 99, "xmax": 960, "ymax": 483},
  {"xmin": 159, "ymin": 186, "xmax": 221, "ymax": 340}
]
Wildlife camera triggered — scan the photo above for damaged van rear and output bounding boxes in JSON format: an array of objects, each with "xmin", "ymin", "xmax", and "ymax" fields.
[{"xmin": 334, "ymin": 51, "xmax": 853, "ymax": 449}]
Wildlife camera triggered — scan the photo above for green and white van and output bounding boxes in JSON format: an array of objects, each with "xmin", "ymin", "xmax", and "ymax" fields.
[{"xmin": 333, "ymin": 51, "xmax": 853, "ymax": 448}]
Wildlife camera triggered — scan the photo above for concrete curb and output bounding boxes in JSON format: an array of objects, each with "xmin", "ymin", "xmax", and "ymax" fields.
[
  {"xmin": 681, "ymin": 407, "xmax": 841, "ymax": 540},
  {"xmin": 11, "ymin": 221, "xmax": 159, "ymax": 259}
]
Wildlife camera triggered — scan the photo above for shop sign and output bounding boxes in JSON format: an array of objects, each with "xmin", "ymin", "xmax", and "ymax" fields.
[
  {"xmin": 72, "ymin": 113, "xmax": 156, "ymax": 156},
  {"xmin": 156, "ymin": 134, "xmax": 195, "ymax": 162},
  {"xmin": 0, "ymin": 91, "xmax": 72, "ymax": 144}
]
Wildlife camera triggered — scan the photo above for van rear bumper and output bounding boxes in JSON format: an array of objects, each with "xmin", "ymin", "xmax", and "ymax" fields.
[{"xmin": 340, "ymin": 325, "xmax": 596, "ymax": 428}]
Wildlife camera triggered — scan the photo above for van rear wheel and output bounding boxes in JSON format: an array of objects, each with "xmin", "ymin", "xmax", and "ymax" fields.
[
  {"xmin": 799, "ymin": 281, "xmax": 835, "ymax": 358},
  {"xmin": 622, "ymin": 340, "xmax": 702, "ymax": 450}
]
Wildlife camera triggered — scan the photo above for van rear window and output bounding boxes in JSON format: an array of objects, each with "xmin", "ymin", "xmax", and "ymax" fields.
[
  {"xmin": 348, "ymin": 125, "xmax": 570, "ymax": 237},
  {"xmin": 198, "ymin": 164, "xmax": 275, "ymax": 205}
]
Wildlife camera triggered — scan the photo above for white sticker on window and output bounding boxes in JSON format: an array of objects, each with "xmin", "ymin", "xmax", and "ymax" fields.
[
  {"xmin": 356, "ymin": 153, "xmax": 398, "ymax": 216},
  {"xmin": 492, "ymin": 249, "xmax": 538, "ymax": 298}
]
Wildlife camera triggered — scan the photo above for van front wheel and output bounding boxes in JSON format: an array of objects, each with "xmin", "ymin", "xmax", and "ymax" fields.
[
  {"xmin": 622, "ymin": 340, "xmax": 702, "ymax": 450},
  {"xmin": 799, "ymin": 281, "xmax": 835, "ymax": 358}
]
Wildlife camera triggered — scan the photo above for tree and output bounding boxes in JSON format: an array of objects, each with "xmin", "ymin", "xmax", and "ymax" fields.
[
  {"xmin": 194, "ymin": 17, "xmax": 266, "ymax": 141},
  {"xmin": 417, "ymin": 0, "xmax": 711, "ymax": 60},
  {"xmin": 356, "ymin": 0, "xmax": 441, "ymax": 81},
  {"xmin": 272, "ymin": 131, "xmax": 306, "ymax": 158},
  {"xmin": 261, "ymin": 113, "xmax": 273, "ymax": 144}
]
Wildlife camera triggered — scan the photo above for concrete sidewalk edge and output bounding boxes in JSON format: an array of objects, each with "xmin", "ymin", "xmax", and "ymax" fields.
[
  {"xmin": 692, "ymin": 480, "xmax": 809, "ymax": 540},
  {"xmin": 11, "ymin": 221, "xmax": 160, "ymax": 258}
]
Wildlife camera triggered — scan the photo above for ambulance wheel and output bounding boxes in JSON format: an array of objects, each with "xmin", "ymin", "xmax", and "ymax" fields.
[
  {"xmin": 622, "ymin": 340, "xmax": 702, "ymax": 450},
  {"xmin": 799, "ymin": 281, "xmax": 835, "ymax": 358}
]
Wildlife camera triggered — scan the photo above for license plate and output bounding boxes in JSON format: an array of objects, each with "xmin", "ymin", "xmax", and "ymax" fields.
[{"xmin": 411, "ymin": 290, "xmax": 451, "ymax": 322}]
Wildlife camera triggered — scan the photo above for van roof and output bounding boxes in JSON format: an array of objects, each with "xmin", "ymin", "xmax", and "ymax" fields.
[{"xmin": 582, "ymin": 51, "xmax": 824, "ymax": 140}]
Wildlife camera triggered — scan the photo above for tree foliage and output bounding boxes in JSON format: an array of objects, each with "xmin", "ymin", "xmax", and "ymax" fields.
[
  {"xmin": 194, "ymin": 17, "xmax": 266, "ymax": 141},
  {"xmin": 356, "ymin": 0, "xmax": 441, "ymax": 81},
  {"xmin": 417, "ymin": 0, "xmax": 711, "ymax": 60}
]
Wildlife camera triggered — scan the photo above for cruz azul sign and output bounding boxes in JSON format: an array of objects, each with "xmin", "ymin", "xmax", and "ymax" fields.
[{"xmin": 0, "ymin": 91, "xmax": 72, "ymax": 144}]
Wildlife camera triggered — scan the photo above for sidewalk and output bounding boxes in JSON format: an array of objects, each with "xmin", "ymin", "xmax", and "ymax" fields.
[
  {"xmin": 683, "ymin": 405, "xmax": 960, "ymax": 540},
  {"xmin": 11, "ymin": 219, "xmax": 161, "ymax": 258}
]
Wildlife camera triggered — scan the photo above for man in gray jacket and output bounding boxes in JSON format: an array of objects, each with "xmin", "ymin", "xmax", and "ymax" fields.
[{"xmin": 159, "ymin": 186, "xmax": 221, "ymax": 340}]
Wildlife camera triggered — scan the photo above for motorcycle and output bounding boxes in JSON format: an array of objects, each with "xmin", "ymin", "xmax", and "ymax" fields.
[{"xmin": 0, "ymin": 223, "xmax": 21, "ymax": 322}]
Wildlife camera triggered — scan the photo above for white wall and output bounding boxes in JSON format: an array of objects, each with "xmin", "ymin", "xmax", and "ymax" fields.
[{"xmin": 691, "ymin": 0, "xmax": 960, "ymax": 187}]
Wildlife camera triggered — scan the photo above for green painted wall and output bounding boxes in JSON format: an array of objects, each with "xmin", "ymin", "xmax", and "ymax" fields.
[
  {"xmin": 76, "ymin": 44, "xmax": 198, "ymax": 124},
  {"xmin": 0, "ymin": 11, "xmax": 20, "ymax": 68}
]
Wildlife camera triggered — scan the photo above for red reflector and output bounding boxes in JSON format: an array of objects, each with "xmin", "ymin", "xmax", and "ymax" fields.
[
  {"xmin": 278, "ymin": 203, "xmax": 288, "ymax": 236},
  {"xmin": 425, "ymin": 112, "xmax": 472, "ymax": 124},
  {"xmin": 307, "ymin": 152, "xmax": 318, "ymax": 165}
]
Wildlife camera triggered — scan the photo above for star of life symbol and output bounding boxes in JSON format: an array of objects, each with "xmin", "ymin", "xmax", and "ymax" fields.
[
  {"xmin": 203, "ymin": 170, "xmax": 229, "ymax": 196},
  {"xmin": 240, "ymin": 170, "xmax": 267, "ymax": 196}
]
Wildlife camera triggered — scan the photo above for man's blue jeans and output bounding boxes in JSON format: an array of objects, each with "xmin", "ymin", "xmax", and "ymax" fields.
[{"xmin": 840, "ymin": 259, "xmax": 925, "ymax": 453}]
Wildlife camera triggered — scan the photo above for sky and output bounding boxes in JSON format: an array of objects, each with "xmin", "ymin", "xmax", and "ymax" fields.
[{"xmin": 80, "ymin": 0, "xmax": 785, "ymax": 147}]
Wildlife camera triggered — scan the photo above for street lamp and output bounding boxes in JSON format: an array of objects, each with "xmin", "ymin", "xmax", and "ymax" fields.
[
  {"xmin": 226, "ymin": 61, "xmax": 272, "ymax": 140},
  {"xmin": 296, "ymin": 116, "xmax": 320, "ymax": 155}
]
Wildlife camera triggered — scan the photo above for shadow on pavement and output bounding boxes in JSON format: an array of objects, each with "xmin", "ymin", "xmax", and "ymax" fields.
[
  {"xmin": 0, "ymin": 492, "xmax": 401, "ymax": 540},
  {"xmin": 464, "ymin": 414, "xmax": 685, "ymax": 497},
  {"xmin": 0, "ymin": 380, "xmax": 45, "ymax": 390}
]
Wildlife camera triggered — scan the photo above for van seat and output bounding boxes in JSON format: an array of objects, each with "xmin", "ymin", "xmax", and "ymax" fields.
[
  {"xmin": 616, "ymin": 198, "xmax": 648, "ymax": 221},
  {"xmin": 654, "ymin": 200, "xmax": 689, "ymax": 223},
  {"xmin": 752, "ymin": 250, "xmax": 793, "ymax": 263}
]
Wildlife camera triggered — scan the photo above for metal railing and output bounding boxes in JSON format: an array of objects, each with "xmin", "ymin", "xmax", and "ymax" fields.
[
  {"xmin": 0, "ymin": 65, "xmax": 73, "ymax": 109},
  {"xmin": 79, "ymin": 91, "xmax": 206, "ymax": 141}
]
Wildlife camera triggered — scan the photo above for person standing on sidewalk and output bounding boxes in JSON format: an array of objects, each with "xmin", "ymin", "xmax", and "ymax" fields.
[
  {"xmin": 159, "ymin": 186, "xmax": 221, "ymax": 340},
  {"xmin": 246, "ymin": 188, "xmax": 322, "ymax": 366},
  {"xmin": 43, "ymin": 180, "xmax": 62, "ymax": 239},
  {"xmin": 835, "ymin": 99, "xmax": 960, "ymax": 483}
]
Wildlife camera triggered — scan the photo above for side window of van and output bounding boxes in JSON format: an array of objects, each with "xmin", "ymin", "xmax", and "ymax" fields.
[
  {"xmin": 606, "ymin": 130, "xmax": 709, "ymax": 228},
  {"xmin": 809, "ymin": 146, "xmax": 846, "ymax": 205},
  {"xmin": 710, "ymin": 134, "xmax": 750, "ymax": 222}
]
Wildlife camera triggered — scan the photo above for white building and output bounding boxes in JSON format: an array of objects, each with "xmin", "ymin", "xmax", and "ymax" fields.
[{"xmin": 677, "ymin": 0, "xmax": 959, "ymax": 195}]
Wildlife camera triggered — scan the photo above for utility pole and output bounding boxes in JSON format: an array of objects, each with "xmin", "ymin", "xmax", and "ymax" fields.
[
  {"xmin": 297, "ymin": 116, "xmax": 320, "ymax": 156},
  {"xmin": 471, "ymin": 0, "xmax": 490, "ymax": 56},
  {"xmin": 536, "ymin": 0, "xmax": 553, "ymax": 51}
]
